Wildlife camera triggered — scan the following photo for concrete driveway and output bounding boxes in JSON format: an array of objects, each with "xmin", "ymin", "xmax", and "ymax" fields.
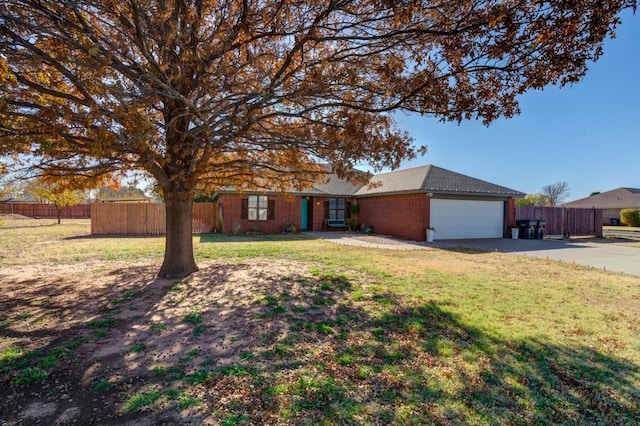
[{"xmin": 431, "ymin": 238, "xmax": 640, "ymax": 276}]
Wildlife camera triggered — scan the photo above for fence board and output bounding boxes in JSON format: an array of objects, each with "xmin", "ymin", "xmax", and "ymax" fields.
[
  {"xmin": 193, "ymin": 203, "xmax": 215, "ymax": 233},
  {"xmin": 0, "ymin": 202, "xmax": 91, "ymax": 218},
  {"xmin": 516, "ymin": 206, "xmax": 602, "ymax": 237},
  {"xmin": 91, "ymin": 202, "xmax": 216, "ymax": 235}
]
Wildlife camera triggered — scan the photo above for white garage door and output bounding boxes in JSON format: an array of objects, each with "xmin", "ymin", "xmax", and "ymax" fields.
[{"xmin": 430, "ymin": 199, "xmax": 504, "ymax": 239}]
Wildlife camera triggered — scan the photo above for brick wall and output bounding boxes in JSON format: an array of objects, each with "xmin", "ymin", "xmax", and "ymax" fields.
[
  {"xmin": 218, "ymin": 194, "xmax": 301, "ymax": 234},
  {"xmin": 506, "ymin": 197, "xmax": 516, "ymax": 230},
  {"xmin": 357, "ymin": 193, "xmax": 430, "ymax": 241}
]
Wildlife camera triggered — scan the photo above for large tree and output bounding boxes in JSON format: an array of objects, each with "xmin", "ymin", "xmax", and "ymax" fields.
[
  {"xmin": 0, "ymin": 1, "xmax": 634, "ymax": 277},
  {"xmin": 542, "ymin": 181, "xmax": 571, "ymax": 207}
]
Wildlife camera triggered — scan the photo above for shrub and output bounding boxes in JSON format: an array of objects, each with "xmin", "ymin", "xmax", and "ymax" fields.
[{"xmin": 620, "ymin": 209, "xmax": 640, "ymax": 227}]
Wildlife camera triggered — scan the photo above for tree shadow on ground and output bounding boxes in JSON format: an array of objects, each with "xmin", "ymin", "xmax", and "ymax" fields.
[
  {"xmin": 1, "ymin": 260, "xmax": 638, "ymax": 425},
  {"xmin": 63, "ymin": 233, "xmax": 166, "ymax": 240}
]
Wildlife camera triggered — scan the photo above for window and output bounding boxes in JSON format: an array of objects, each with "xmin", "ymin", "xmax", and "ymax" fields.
[
  {"xmin": 241, "ymin": 196, "xmax": 275, "ymax": 221},
  {"xmin": 328, "ymin": 198, "xmax": 346, "ymax": 220},
  {"xmin": 248, "ymin": 195, "xmax": 268, "ymax": 220}
]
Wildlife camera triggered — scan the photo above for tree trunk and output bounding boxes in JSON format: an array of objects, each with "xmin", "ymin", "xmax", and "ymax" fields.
[{"xmin": 158, "ymin": 187, "xmax": 199, "ymax": 278}]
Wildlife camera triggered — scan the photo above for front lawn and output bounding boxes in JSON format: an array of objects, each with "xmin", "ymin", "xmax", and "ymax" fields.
[{"xmin": 1, "ymin": 217, "xmax": 639, "ymax": 424}]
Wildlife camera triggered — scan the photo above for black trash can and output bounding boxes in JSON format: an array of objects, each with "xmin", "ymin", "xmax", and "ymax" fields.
[
  {"xmin": 535, "ymin": 220, "xmax": 546, "ymax": 239},
  {"xmin": 518, "ymin": 220, "xmax": 536, "ymax": 239}
]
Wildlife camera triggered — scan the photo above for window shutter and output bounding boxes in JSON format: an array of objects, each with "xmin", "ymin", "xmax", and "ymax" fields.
[
  {"xmin": 324, "ymin": 201, "xmax": 329, "ymax": 219},
  {"xmin": 268, "ymin": 199, "xmax": 275, "ymax": 220},
  {"xmin": 346, "ymin": 201, "xmax": 352, "ymax": 219},
  {"xmin": 241, "ymin": 199, "xmax": 248, "ymax": 219}
]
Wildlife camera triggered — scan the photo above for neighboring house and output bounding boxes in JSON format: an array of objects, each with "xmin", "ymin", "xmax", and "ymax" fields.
[
  {"xmin": 565, "ymin": 188, "xmax": 640, "ymax": 225},
  {"xmin": 95, "ymin": 196, "xmax": 152, "ymax": 203},
  {"xmin": 214, "ymin": 165, "xmax": 523, "ymax": 241},
  {"xmin": 0, "ymin": 195, "xmax": 40, "ymax": 203}
]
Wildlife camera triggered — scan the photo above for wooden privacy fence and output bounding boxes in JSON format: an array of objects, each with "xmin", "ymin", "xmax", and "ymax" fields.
[
  {"xmin": 91, "ymin": 202, "xmax": 217, "ymax": 235},
  {"xmin": 516, "ymin": 206, "xmax": 603, "ymax": 237},
  {"xmin": 0, "ymin": 202, "xmax": 91, "ymax": 218}
]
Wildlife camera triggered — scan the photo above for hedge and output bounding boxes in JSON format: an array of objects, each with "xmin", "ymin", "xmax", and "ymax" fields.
[{"xmin": 620, "ymin": 208, "xmax": 640, "ymax": 227}]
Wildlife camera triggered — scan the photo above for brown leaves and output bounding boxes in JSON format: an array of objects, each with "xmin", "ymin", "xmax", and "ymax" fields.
[{"xmin": 0, "ymin": 0, "xmax": 634, "ymax": 191}]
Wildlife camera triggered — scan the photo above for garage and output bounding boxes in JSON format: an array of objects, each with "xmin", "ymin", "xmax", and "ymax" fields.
[
  {"xmin": 352, "ymin": 165, "xmax": 521, "ymax": 241},
  {"xmin": 430, "ymin": 199, "xmax": 505, "ymax": 239}
]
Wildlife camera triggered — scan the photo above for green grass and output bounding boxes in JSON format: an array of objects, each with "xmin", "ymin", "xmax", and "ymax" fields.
[
  {"xmin": 193, "ymin": 324, "xmax": 207, "ymax": 337},
  {"xmin": 215, "ymin": 363, "xmax": 257, "ymax": 377},
  {"xmin": 221, "ymin": 414, "xmax": 251, "ymax": 426},
  {"xmin": 184, "ymin": 369, "xmax": 211, "ymax": 384},
  {"xmin": 175, "ymin": 394, "xmax": 200, "ymax": 409},
  {"xmin": 92, "ymin": 378, "xmax": 112, "ymax": 392},
  {"xmin": 151, "ymin": 366, "xmax": 167, "ymax": 377},
  {"xmin": 11, "ymin": 367, "xmax": 47, "ymax": 385},
  {"xmin": 124, "ymin": 387, "xmax": 200, "ymax": 412},
  {"xmin": 1, "ymin": 338, "xmax": 90, "ymax": 387},
  {"xmin": 130, "ymin": 343, "xmax": 146, "ymax": 353},
  {"xmin": 185, "ymin": 348, "xmax": 200, "ymax": 357},
  {"xmin": 149, "ymin": 321, "xmax": 167, "ymax": 331},
  {"xmin": 86, "ymin": 317, "xmax": 117, "ymax": 329},
  {"xmin": 0, "ymin": 345, "xmax": 23, "ymax": 365},
  {"xmin": 193, "ymin": 237, "xmax": 640, "ymax": 424},
  {"xmin": 2, "ymin": 220, "xmax": 640, "ymax": 424},
  {"xmin": 110, "ymin": 291, "xmax": 139, "ymax": 305},
  {"xmin": 125, "ymin": 390, "xmax": 163, "ymax": 411},
  {"xmin": 182, "ymin": 307, "xmax": 203, "ymax": 324},
  {"xmin": 93, "ymin": 329, "xmax": 109, "ymax": 338},
  {"xmin": 0, "ymin": 312, "xmax": 34, "ymax": 327}
]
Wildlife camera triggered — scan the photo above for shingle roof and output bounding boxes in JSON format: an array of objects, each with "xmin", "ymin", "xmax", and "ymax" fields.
[
  {"xmin": 214, "ymin": 172, "xmax": 362, "ymax": 197},
  {"xmin": 214, "ymin": 164, "xmax": 522, "ymax": 198},
  {"xmin": 304, "ymin": 174, "xmax": 363, "ymax": 196},
  {"xmin": 354, "ymin": 165, "xmax": 523, "ymax": 197},
  {"xmin": 565, "ymin": 188, "xmax": 640, "ymax": 209}
]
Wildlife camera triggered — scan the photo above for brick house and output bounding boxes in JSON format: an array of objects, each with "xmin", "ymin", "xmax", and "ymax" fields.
[
  {"xmin": 214, "ymin": 165, "xmax": 522, "ymax": 241},
  {"xmin": 565, "ymin": 187, "xmax": 640, "ymax": 225}
]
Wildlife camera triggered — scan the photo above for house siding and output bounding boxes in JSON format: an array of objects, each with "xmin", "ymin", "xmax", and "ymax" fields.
[
  {"xmin": 357, "ymin": 193, "xmax": 430, "ymax": 241},
  {"xmin": 218, "ymin": 194, "xmax": 301, "ymax": 234},
  {"xmin": 603, "ymin": 208, "xmax": 622, "ymax": 225}
]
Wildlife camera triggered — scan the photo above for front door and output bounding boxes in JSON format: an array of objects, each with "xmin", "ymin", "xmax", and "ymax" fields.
[{"xmin": 301, "ymin": 198, "xmax": 308, "ymax": 230}]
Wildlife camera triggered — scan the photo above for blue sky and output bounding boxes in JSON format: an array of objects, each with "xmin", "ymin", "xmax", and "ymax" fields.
[{"xmin": 392, "ymin": 9, "xmax": 639, "ymax": 202}]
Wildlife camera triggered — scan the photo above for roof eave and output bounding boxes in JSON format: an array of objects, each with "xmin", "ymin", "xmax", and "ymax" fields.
[{"xmin": 354, "ymin": 189, "xmax": 522, "ymax": 198}]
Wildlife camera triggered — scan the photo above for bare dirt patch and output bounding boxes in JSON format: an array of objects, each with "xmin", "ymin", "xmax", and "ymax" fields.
[{"xmin": 0, "ymin": 258, "xmax": 348, "ymax": 425}]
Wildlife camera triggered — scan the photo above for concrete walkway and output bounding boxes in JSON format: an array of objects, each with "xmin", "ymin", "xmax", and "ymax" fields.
[
  {"xmin": 303, "ymin": 231, "xmax": 428, "ymax": 250},
  {"xmin": 305, "ymin": 232, "xmax": 640, "ymax": 276}
]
